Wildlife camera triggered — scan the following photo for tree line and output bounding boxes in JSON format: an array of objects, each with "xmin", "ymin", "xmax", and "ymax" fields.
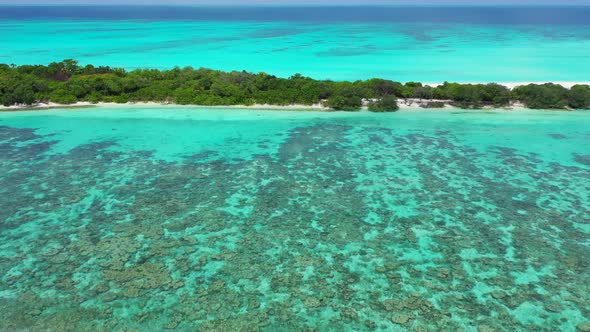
[{"xmin": 1, "ymin": 60, "xmax": 589, "ymax": 111}]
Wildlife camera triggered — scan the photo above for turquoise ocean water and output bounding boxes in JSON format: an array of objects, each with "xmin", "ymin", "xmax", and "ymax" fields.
[
  {"xmin": 1, "ymin": 5, "xmax": 590, "ymax": 331},
  {"xmin": 0, "ymin": 107, "xmax": 589, "ymax": 330},
  {"xmin": 1, "ymin": 6, "xmax": 590, "ymax": 82}
]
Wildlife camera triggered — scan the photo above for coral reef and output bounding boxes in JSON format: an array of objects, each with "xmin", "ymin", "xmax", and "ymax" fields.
[{"xmin": 0, "ymin": 111, "xmax": 589, "ymax": 331}]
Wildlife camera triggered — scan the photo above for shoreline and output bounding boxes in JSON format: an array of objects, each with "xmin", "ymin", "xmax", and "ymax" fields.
[
  {"xmin": 2, "ymin": 80, "xmax": 588, "ymax": 113},
  {"xmin": 421, "ymin": 81, "xmax": 590, "ymax": 89},
  {"xmin": 0, "ymin": 101, "xmax": 331, "ymax": 112},
  {"xmin": 0, "ymin": 100, "xmax": 580, "ymax": 113}
]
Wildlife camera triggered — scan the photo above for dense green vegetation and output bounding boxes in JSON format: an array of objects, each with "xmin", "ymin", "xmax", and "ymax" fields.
[
  {"xmin": 368, "ymin": 96, "xmax": 399, "ymax": 112},
  {"xmin": 1, "ymin": 60, "xmax": 590, "ymax": 111}
]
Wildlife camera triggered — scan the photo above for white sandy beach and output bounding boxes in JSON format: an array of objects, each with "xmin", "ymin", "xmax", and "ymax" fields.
[
  {"xmin": 0, "ymin": 99, "xmax": 543, "ymax": 113},
  {"xmin": 0, "ymin": 101, "xmax": 331, "ymax": 112},
  {"xmin": 421, "ymin": 82, "xmax": 589, "ymax": 89}
]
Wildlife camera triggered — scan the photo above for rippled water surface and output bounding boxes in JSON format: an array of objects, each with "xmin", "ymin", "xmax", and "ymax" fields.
[
  {"xmin": 0, "ymin": 107, "xmax": 589, "ymax": 331},
  {"xmin": 1, "ymin": 6, "xmax": 590, "ymax": 82}
]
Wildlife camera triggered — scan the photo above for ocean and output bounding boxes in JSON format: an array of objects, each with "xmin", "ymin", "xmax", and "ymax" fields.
[
  {"xmin": 1, "ymin": 6, "xmax": 590, "ymax": 82},
  {"xmin": 1, "ymin": 106, "xmax": 589, "ymax": 330},
  {"xmin": 1, "ymin": 5, "xmax": 590, "ymax": 331}
]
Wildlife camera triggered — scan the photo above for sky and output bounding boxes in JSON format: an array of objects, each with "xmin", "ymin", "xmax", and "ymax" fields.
[{"xmin": 0, "ymin": 0, "xmax": 588, "ymax": 5}]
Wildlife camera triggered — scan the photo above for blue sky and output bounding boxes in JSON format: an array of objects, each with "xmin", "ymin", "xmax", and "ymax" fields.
[{"xmin": 0, "ymin": 0, "xmax": 588, "ymax": 4}]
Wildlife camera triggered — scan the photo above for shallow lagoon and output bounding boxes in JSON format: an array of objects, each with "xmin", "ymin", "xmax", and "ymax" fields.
[{"xmin": 0, "ymin": 107, "xmax": 589, "ymax": 331}]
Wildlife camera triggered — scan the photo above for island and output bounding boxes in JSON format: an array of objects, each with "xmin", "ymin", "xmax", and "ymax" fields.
[{"xmin": 1, "ymin": 60, "xmax": 589, "ymax": 111}]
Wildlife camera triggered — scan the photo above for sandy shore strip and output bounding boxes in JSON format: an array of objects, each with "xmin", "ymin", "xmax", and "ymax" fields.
[
  {"xmin": 421, "ymin": 82, "xmax": 590, "ymax": 89},
  {"xmin": 0, "ymin": 100, "xmax": 571, "ymax": 112},
  {"xmin": 0, "ymin": 101, "xmax": 331, "ymax": 112}
]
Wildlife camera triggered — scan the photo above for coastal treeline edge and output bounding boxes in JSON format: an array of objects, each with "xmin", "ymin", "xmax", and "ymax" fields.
[{"xmin": 1, "ymin": 60, "xmax": 590, "ymax": 111}]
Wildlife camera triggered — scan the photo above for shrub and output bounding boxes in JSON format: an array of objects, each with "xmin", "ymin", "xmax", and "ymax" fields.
[
  {"xmin": 49, "ymin": 89, "xmax": 77, "ymax": 104},
  {"xmin": 568, "ymin": 85, "xmax": 590, "ymax": 109},
  {"xmin": 513, "ymin": 84, "xmax": 568, "ymax": 109},
  {"xmin": 368, "ymin": 95, "xmax": 399, "ymax": 112},
  {"xmin": 325, "ymin": 95, "xmax": 362, "ymax": 111},
  {"xmin": 421, "ymin": 101, "xmax": 446, "ymax": 108}
]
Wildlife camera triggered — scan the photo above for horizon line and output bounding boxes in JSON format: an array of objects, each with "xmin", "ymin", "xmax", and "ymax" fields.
[{"xmin": 2, "ymin": 4, "xmax": 590, "ymax": 7}]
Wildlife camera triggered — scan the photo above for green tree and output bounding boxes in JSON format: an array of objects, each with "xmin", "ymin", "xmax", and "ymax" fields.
[
  {"xmin": 365, "ymin": 79, "xmax": 403, "ymax": 97},
  {"xmin": 173, "ymin": 88, "xmax": 196, "ymax": 105},
  {"xmin": 368, "ymin": 95, "xmax": 399, "ymax": 112},
  {"xmin": 483, "ymin": 83, "xmax": 511, "ymax": 107},
  {"xmin": 513, "ymin": 84, "xmax": 568, "ymax": 109},
  {"xmin": 454, "ymin": 84, "xmax": 484, "ymax": 108},
  {"xmin": 413, "ymin": 86, "xmax": 434, "ymax": 100},
  {"xmin": 0, "ymin": 60, "xmax": 582, "ymax": 111},
  {"xmin": 401, "ymin": 82, "xmax": 423, "ymax": 98},
  {"xmin": 49, "ymin": 88, "xmax": 77, "ymax": 104},
  {"xmin": 568, "ymin": 85, "xmax": 590, "ymax": 109},
  {"xmin": 325, "ymin": 96, "xmax": 362, "ymax": 111}
]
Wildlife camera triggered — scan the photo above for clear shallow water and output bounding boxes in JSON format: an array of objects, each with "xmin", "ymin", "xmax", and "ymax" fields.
[
  {"xmin": 0, "ymin": 107, "xmax": 589, "ymax": 330},
  {"xmin": 1, "ymin": 6, "xmax": 590, "ymax": 82}
]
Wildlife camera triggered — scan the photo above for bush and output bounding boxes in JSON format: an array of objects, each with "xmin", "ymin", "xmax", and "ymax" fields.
[
  {"xmin": 173, "ymin": 88, "xmax": 195, "ymax": 105},
  {"xmin": 113, "ymin": 94, "xmax": 129, "ymax": 104},
  {"xmin": 483, "ymin": 83, "xmax": 511, "ymax": 107},
  {"xmin": 87, "ymin": 92, "xmax": 101, "ymax": 104},
  {"xmin": 325, "ymin": 95, "xmax": 362, "ymax": 111},
  {"xmin": 413, "ymin": 86, "xmax": 434, "ymax": 100},
  {"xmin": 49, "ymin": 89, "xmax": 77, "ymax": 104},
  {"xmin": 366, "ymin": 78, "xmax": 403, "ymax": 97},
  {"xmin": 401, "ymin": 82, "xmax": 422, "ymax": 98},
  {"xmin": 421, "ymin": 101, "xmax": 446, "ymax": 108},
  {"xmin": 513, "ymin": 84, "xmax": 568, "ymax": 109},
  {"xmin": 368, "ymin": 95, "xmax": 399, "ymax": 112},
  {"xmin": 454, "ymin": 84, "xmax": 484, "ymax": 108},
  {"xmin": 2, "ymin": 85, "xmax": 36, "ymax": 106},
  {"xmin": 568, "ymin": 85, "xmax": 590, "ymax": 109},
  {"xmin": 0, "ymin": 60, "xmax": 582, "ymax": 111}
]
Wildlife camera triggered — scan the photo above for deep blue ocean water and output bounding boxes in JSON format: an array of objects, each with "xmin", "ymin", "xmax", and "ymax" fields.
[{"xmin": 1, "ymin": 6, "xmax": 590, "ymax": 25}]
